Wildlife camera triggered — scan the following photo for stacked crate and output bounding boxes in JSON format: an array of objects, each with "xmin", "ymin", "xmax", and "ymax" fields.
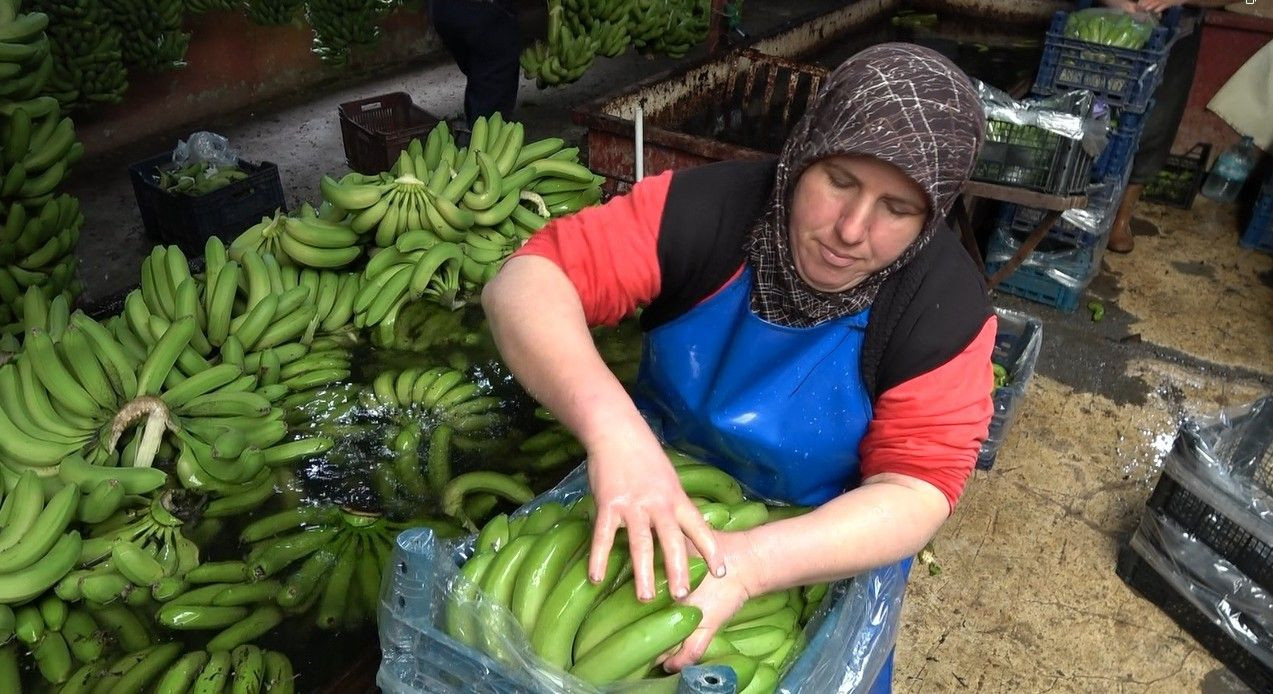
[
  {"xmin": 1117, "ymin": 397, "xmax": 1273, "ymax": 692},
  {"xmin": 983, "ymin": 5, "xmax": 1178, "ymax": 311}
]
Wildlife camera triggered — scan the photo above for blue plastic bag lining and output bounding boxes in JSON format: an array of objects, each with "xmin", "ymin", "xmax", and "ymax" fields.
[{"xmin": 377, "ymin": 464, "xmax": 908, "ymax": 693}]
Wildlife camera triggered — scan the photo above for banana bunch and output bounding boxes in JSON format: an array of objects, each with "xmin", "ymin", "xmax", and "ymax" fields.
[
  {"xmin": 0, "ymin": 471, "xmax": 82, "ymax": 605},
  {"xmin": 99, "ymin": 0, "xmax": 188, "ymax": 72},
  {"xmin": 304, "ymin": 0, "xmax": 394, "ymax": 66},
  {"xmin": 0, "ymin": 194, "xmax": 83, "ymax": 325},
  {"xmin": 271, "ymin": 339, "xmax": 353, "ymax": 412},
  {"xmin": 7, "ymin": 595, "xmax": 117, "ymax": 686},
  {"xmin": 59, "ymin": 643, "xmax": 294, "ymax": 693},
  {"xmin": 368, "ymin": 298, "xmax": 482, "ymax": 352},
  {"xmin": 437, "ymin": 470, "xmax": 533, "ymax": 530},
  {"xmin": 245, "ymin": 0, "xmax": 304, "ymax": 25},
  {"xmin": 0, "ymin": 4, "xmax": 54, "ymax": 102},
  {"xmin": 561, "ymin": 0, "xmax": 632, "ymax": 35},
  {"xmin": 239, "ymin": 505, "xmax": 401, "ymax": 630},
  {"xmin": 643, "ymin": 0, "xmax": 709, "ymax": 58},
  {"xmin": 447, "ymin": 462, "xmax": 819, "ymax": 687},
  {"xmin": 30, "ymin": 0, "xmax": 129, "ymax": 110},
  {"xmin": 366, "ymin": 366, "xmax": 507, "ymax": 431},
  {"xmin": 521, "ymin": 0, "xmax": 599, "ymax": 88},
  {"xmin": 1, "ymin": 98, "xmax": 83, "ymax": 204},
  {"xmin": 156, "ymin": 160, "xmax": 248, "ymax": 196},
  {"xmin": 55, "ymin": 492, "xmax": 200, "ymax": 605},
  {"xmin": 593, "ymin": 316, "xmax": 642, "ymax": 385},
  {"xmin": 515, "ymin": 419, "xmax": 585, "ymax": 473},
  {"xmin": 589, "ymin": 19, "xmax": 630, "ymax": 59},
  {"xmin": 230, "ymin": 208, "xmax": 363, "ymax": 269}
]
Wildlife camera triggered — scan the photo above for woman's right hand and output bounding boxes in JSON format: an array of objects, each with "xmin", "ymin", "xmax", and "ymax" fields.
[{"xmin": 585, "ymin": 428, "xmax": 726, "ymax": 602}]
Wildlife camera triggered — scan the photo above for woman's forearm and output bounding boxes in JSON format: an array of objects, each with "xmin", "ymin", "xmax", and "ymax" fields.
[
  {"xmin": 736, "ymin": 473, "xmax": 951, "ymax": 595},
  {"xmin": 480, "ymin": 255, "xmax": 650, "ymax": 451}
]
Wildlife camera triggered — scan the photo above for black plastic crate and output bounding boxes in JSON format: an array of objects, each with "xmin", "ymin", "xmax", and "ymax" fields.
[
  {"xmin": 1117, "ymin": 541, "xmax": 1273, "ymax": 693},
  {"xmin": 1033, "ymin": 9, "xmax": 1174, "ymax": 114},
  {"xmin": 1144, "ymin": 142, "xmax": 1211, "ymax": 210},
  {"xmin": 128, "ymin": 153, "xmax": 286, "ymax": 258},
  {"xmin": 972, "ymin": 118, "xmax": 1094, "ymax": 195},
  {"xmin": 977, "ymin": 308, "xmax": 1043, "ymax": 470},
  {"xmin": 338, "ymin": 92, "xmax": 441, "ymax": 175},
  {"xmin": 1240, "ymin": 176, "xmax": 1273, "ymax": 254},
  {"xmin": 1146, "ymin": 474, "xmax": 1273, "ymax": 593}
]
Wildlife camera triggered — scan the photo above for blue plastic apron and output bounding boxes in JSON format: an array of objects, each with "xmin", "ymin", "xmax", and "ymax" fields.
[{"xmin": 635, "ymin": 268, "xmax": 903, "ymax": 693}]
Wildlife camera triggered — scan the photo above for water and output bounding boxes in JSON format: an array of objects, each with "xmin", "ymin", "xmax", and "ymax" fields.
[{"xmin": 1201, "ymin": 173, "xmax": 1244, "ymax": 204}]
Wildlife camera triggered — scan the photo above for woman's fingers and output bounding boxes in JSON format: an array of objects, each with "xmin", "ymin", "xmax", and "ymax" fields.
[
  {"xmin": 677, "ymin": 503, "xmax": 726, "ymax": 578},
  {"xmin": 624, "ymin": 511, "xmax": 658, "ymax": 601},
  {"xmin": 588, "ymin": 506, "xmax": 621, "ymax": 583},
  {"xmin": 662, "ymin": 625, "xmax": 715, "ymax": 672},
  {"xmin": 653, "ymin": 515, "xmax": 692, "ymax": 599}
]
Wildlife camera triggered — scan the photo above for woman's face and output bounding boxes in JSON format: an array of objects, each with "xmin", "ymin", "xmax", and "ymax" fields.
[{"xmin": 787, "ymin": 155, "xmax": 930, "ymax": 293}]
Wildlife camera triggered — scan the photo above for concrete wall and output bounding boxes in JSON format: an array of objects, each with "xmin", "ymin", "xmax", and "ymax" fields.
[{"xmin": 75, "ymin": 7, "xmax": 442, "ymax": 157}]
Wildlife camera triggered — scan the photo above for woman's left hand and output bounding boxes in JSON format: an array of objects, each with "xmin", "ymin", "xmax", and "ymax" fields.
[{"xmin": 660, "ymin": 531, "xmax": 762, "ymax": 672}]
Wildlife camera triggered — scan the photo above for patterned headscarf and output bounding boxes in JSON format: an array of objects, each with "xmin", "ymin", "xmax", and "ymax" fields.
[{"xmin": 746, "ymin": 43, "xmax": 985, "ymax": 327}]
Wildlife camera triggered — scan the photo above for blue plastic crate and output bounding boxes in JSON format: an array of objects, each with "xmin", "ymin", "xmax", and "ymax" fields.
[
  {"xmin": 1033, "ymin": 10, "xmax": 1173, "ymax": 114},
  {"xmin": 378, "ymin": 467, "xmax": 909, "ymax": 693},
  {"xmin": 1240, "ymin": 178, "xmax": 1273, "ymax": 254},
  {"xmin": 986, "ymin": 227, "xmax": 1104, "ymax": 312},
  {"xmin": 978, "ymin": 308, "xmax": 1043, "ymax": 470},
  {"xmin": 1091, "ymin": 107, "xmax": 1147, "ymax": 181}
]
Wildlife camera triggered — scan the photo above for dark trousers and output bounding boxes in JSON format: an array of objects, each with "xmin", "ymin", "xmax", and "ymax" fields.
[
  {"xmin": 427, "ymin": 0, "xmax": 521, "ymax": 128},
  {"xmin": 1130, "ymin": 15, "xmax": 1203, "ymax": 185}
]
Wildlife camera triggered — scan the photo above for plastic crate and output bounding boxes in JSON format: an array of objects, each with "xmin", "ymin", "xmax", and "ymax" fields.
[
  {"xmin": 985, "ymin": 229, "xmax": 1104, "ymax": 312},
  {"xmin": 1090, "ymin": 107, "xmax": 1147, "ymax": 182},
  {"xmin": 972, "ymin": 118, "xmax": 1094, "ymax": 195},
  {"xmin": 1240, "ymin": 177, "xmax": 1273, "ymax": 254},
  {"xmin": 1143, "ymin": 142, "xmax": 1211, "ymax": 210},
  {"xmin": 1032, "ymin": 10, "xmax": 1173, "ymax": 114},
  {"xmin": 378, "ymin": 467, "xmax": 907, "ymax": 693},
  {"xmin": 978, "ymin": 308, "xmax": 1043, "ymax": 470},
  {"xmin": 1145, "ymin": 473, "xmax": 1273, "ymax": 593},
  {"xmin": 1117, "ymin": 539, "xmax": 1273, "ymax": 693},
  {"xmin": 339, "ymin": 92, "xmax": 441, "ymax": 175},
  {"xmin": 128, "ymin": 153, "xmax": 286, "ymax": 258},
  {"xmin": 997, "ymin": 169, "xmax": 1128, "ymax": 248}
]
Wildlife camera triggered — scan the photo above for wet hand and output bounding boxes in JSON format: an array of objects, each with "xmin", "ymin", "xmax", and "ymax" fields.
[
  {"xmin": 585, "ymin": 436, "xmax": 726, "ymax": 603},
  {"xmin": 1138, "ymin": 0, "xmax": 1183, "ymax": 13},
  {"xmin": 660, "ymin": 531, "xmax": 760, "ymax": 672}
]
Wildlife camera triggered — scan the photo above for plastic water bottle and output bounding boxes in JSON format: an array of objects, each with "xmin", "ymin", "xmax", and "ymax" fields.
[{"xmin": 1202, "ymin": 135, "xmax": 1256, "ymax": 203}]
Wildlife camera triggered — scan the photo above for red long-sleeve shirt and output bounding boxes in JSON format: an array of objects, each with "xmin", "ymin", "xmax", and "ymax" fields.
[{"xmin": 514, "ymin": 171, "xmax": 994, "ymax": 509}]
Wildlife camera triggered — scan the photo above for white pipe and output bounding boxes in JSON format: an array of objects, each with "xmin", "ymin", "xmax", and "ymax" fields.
[{"xmin": 635, "ymin": 102, "xmax": 645, "ymax": 182}]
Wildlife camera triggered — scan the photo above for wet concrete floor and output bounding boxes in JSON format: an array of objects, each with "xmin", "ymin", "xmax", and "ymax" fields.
[{"xmin": 57, "ymin": 2, "xmax": 1273, "ymax": 691}]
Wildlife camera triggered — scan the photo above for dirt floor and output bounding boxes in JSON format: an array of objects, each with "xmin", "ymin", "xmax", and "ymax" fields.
[{"xmin": 56, "ymin": 2, "xmax": 1273, "ymax": 692}]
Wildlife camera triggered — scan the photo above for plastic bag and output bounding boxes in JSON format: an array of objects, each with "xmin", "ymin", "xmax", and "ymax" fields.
[
  {"xmin": 1064, "ymin": 8, "xmax": 1158, "ymax": 51},
  {"xmin": 978, "ymin": 308, "xmax": 1043, "ymax": 467},
  {"xmin": 172, "ymin": 131, "xmax": 240, "ymax": 169},
  {"xmin": 976, "ymin": 81, "xmax": 1110, "ymax": 158},
  {"xmin": 1166, "ymin": 395, "xmax": 1273, "ymax": 526},
  {"xmin": 377, "ymin": 464, "xmax": 909, "ymax": 694}
]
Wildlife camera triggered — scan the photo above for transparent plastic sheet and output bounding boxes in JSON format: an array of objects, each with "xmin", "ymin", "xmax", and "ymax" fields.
[
  {"xmin": 978, "ymin": 308, "xmax": 1043, "ymax": 465},
  {"xmin": 377, "ymin": 464, "xmax": 908, "ymax": 694},
  {"xmin": 976, "ymin": 81, "xmax": 1109, "ymax": 158},
  {"xmin": 1064, "ymin": 8, "xmax": 1159, "ymax": 50},
  {"xmin": 172, "ymin": 131, "xmax": 240, "ymax": 168},
  {"xmin": 985, "ymin": 227, "xmax": 1104, "ymax": 289},
  {"xmin": 1167, "ymin": 396, "xmax": 1273, "ymax": 526},
  {"xmin": 1131, "ymin": 510, "xmax": 1273, "ymax": 668},
  {"xmin": 1058, "ymin": 168, "xmax": 1129, "ymax": 235}
]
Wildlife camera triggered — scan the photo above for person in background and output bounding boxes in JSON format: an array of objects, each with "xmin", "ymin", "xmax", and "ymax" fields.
[
  {"xmin": 427, "ymin": 0, "xmax": 521, "ymax": 136},
  {"xmin": 482, "ymin": 44, "xmax": 994, "ymax": 691},
  {"xmin": 1102, "ymin": 0, "xmax": 1234, "ymax": 253}
]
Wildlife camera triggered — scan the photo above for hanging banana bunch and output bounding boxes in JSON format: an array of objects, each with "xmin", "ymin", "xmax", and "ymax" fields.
[
  {"xmin": 99, "ymin": 0, "xmax": 189, "ymax": 72},
  {"xmin": 30, "ymin": 0, "xmax": 130, "ymax": 111},
  {"xmin": 245, "ymin": 0, "xmax": 305, "ymax": 25},
  {"xmin": 185, "ymin": 0, "xmax": 237, "ymax": 12},
  {"xmin": 305, "ymin": 0, "xmax": 395, "ymax": 67},
  {"xmin": 520, "ymin": 0, "xmax": 600, "ymax": 88}
]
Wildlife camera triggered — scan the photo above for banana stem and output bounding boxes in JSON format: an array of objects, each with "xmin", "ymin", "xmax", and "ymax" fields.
[
  {"xmin": 106, "ymin": 396, "xmax": 174, "ymax": 467},
  {"xmin": 519, "ymin": 191, "xmax": 549, "ymax": 217}
]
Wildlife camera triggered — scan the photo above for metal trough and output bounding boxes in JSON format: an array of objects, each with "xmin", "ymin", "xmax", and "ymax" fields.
[{"xmin": 573, "ymin": 0, "xmax": 1057, "ymax": 187}]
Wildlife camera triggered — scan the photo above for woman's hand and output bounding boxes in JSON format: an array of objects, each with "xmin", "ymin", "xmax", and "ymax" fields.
[
  {"xmin": 1101, "ymin": 0, "xmax": 1140, "ymax": 13},
  {"xmin": 586, "ymin": 429, "xmax": 725, "ymax": 602},
  {"xmin": 660, "ymin": 530, "xmax": 762, "ymax": 672},
  {"xmin": 1138, "ymin": 0, "xmax": 1183, "ymax": 12}
]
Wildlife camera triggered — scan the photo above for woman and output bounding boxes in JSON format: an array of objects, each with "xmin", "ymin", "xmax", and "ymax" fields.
[{"xmin": 482, "ymin": 43, "xmax": 995, "ymax": 690}]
